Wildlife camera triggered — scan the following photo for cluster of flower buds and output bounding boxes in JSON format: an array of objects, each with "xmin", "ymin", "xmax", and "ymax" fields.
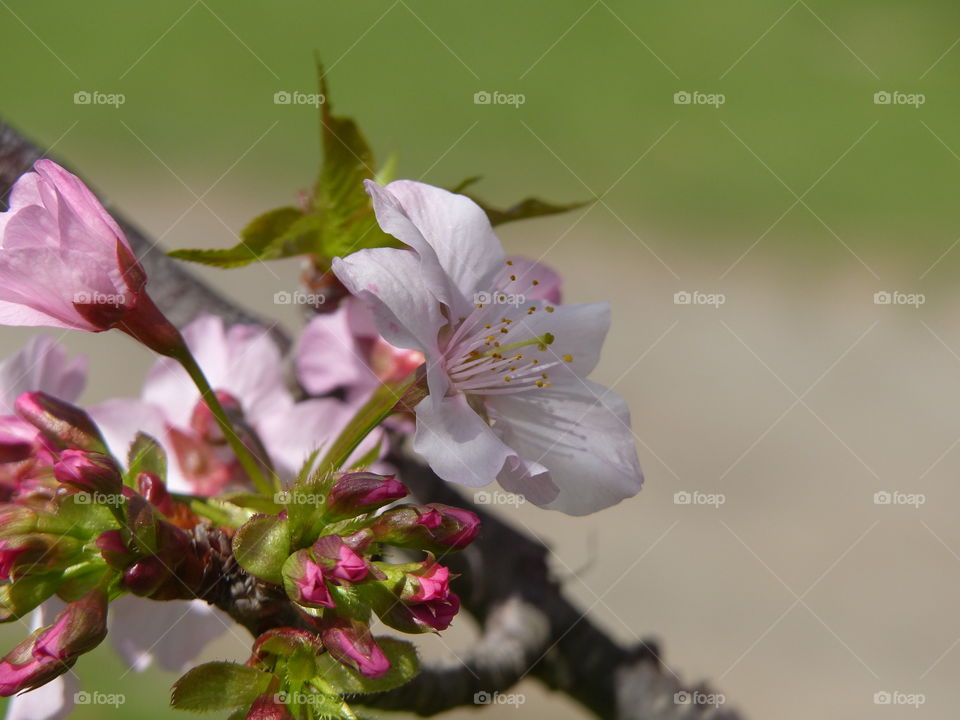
[
  {"xmin": 0, "ymin": 390, "xmax": 209, "ymax": 697},
  {"xmin": 233, "ymin": 470, "xmax": 479, "ymax": 687}
]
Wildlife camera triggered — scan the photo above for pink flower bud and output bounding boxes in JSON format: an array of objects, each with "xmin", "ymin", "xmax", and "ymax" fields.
[
  {"xmin": 312, "ymin": 535, "xmax": 368, "ymax": 584},
  {"xmin": 54, "ymin": 449, "xmax": 122, "ymax": 495},
  {"xmin": 427, "ymin": 503, "xmax": 480, "ymax": 548},
  {"xmin": 403, "ymin": 562, "xmax": 451, "ymax": 603},
  {"xmin": 246, "ymin": 692, "xmax": 294, "ymax": 720},
  {"xmin": 319, "ymin": 618, "xmax": 390, "ymax": 679},
  {"xmin": 136, "ymin": 471, "xmax": 174, "ymax": 516},
  {"xmin": 0, "ymin": 587, "xmax": 108, "ymax": 696},
  {"xmin": 0, "ymin": 535, "xmax": 79, "ymax": 580},
  {"xmin": 122, "ymin": 556, "xmax": 172, "ymax": 597},
  {"xmin": 406, "ymin": 593, "xmax": 461, "ymax": 631},
  {"xmin": 283, "ymin": 549, "xmax": 334, "ymax": 608},
  {"xmin": 96, "ymin": 529, "xmax": 135, "ymax": 568},
  {"xmin": 325, "ymin": 472, "xmax": 408, "ymax": 519},
  {"xmin": 33, "ymin": 589, "xmax": 108, "ymax": 660},
  {"xmin": 369, "ymin": 504, "xmax": 479, "ymax": 551},
  {"xmin": 14, "ymin": 392, "xmax": 106, "ymax": 453},
  {"xmin": 0, "ymin": 636, "xmax": 67, "ymax": 696}
]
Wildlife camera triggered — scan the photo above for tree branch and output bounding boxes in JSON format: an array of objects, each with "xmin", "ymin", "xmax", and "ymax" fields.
[{"xmin": 0, "ymin": 119, "xmax": 745, "ymax": 719}]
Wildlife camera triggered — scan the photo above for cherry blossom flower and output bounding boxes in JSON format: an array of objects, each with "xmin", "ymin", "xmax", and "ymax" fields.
[
  {"xmin": 90, "ymin": 314, "xmax": 383, "ymax": 494},
  {"xmin": 333, "ymin": 180, "xmax": 643, "ymax": 515}
]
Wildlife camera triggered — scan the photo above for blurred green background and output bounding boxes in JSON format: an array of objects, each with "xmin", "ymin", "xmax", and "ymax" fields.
[{"xmin": 3, "ymin": 1, "xmax": 960, "ymax": 718}]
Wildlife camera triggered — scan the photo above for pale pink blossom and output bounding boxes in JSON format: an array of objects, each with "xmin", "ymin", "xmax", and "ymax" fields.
[
  {"xmin": 333, "ymin": 180, "xmax": 643, "ymax": 515},
  {"xmin": 91, "ymin": 314, "xmax": 382, "ymax": 494}
]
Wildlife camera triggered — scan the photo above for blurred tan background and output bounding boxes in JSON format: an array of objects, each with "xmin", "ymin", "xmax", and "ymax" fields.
[{"xmin": 3, "ymin": 1, "xmax": 960, "ymax": 717}]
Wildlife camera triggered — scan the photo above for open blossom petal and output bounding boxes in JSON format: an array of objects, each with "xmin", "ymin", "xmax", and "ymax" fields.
[
  {"xmin": 142, "ymin": 316, "xmax": 288, "ymax": 428},
  {"xmin": 108, "ymin": 596, "xmax": 230, "ymax": 672},
  {"xmin": 0, "ymin": 336, "xmax": 86, "ymax": 414},
  {"xmin": 412, "ymin": 394, "xmax": 514, "ymax": 488},
  {"xmin": 363, "ymin": 180, "xmax": 505, "ymax": 318},
  {"xmin": 333, "ymin": 247, "xmax": 445, "ymax": 355},
  {"xmin": 487, "ymin": 380, "xmax": 643, "ymax": 515}
]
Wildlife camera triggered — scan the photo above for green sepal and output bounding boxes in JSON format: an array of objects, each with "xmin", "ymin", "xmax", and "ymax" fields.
[
  {"xmin": 126, "ymin": 432, "xmax": 167, "ymax": 485},
  {"xmin": 171, "ymin": 662, "xmax": 275, "ymax": 712},
  {"xmin": 233, "ymin": 515, "xmax": 291, "ymax": 585}
]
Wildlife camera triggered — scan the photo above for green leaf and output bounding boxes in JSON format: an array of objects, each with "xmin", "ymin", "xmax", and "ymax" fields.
[
  {"xmin": 233, "ymin": 515, "xmax": 291, "ymax": 585},
  {"xmin": 168, "ymin": 206, "xmax": 306, "ymax": 269},
  {"xmin": 171, "ymin": 662, "xmax": 274, "ymax": 712},
  {"xmin": 126, "ymin": 432, "xmax": 167, "ymax": 484},
  {"xmin": 451, "ymin": 176, "xmax": 590, "ymax": 226},
  {"xmin": 316, "ymin": 637, "xmax": 419, "ymax": 695}
]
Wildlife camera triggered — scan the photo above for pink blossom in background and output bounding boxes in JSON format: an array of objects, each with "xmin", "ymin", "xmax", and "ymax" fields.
[{"xmin": 91, "ymin": 314, "xmax": 384, "ymax": 494}]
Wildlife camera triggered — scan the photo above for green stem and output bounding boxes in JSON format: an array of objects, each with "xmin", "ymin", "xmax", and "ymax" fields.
[
  {"xmin": 176, "ymin": 350, "xmax": 275, "ymax": 496},
  {"xmin": 318, "ymin": 373, "xmax": 418, "ymax": 473}
]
